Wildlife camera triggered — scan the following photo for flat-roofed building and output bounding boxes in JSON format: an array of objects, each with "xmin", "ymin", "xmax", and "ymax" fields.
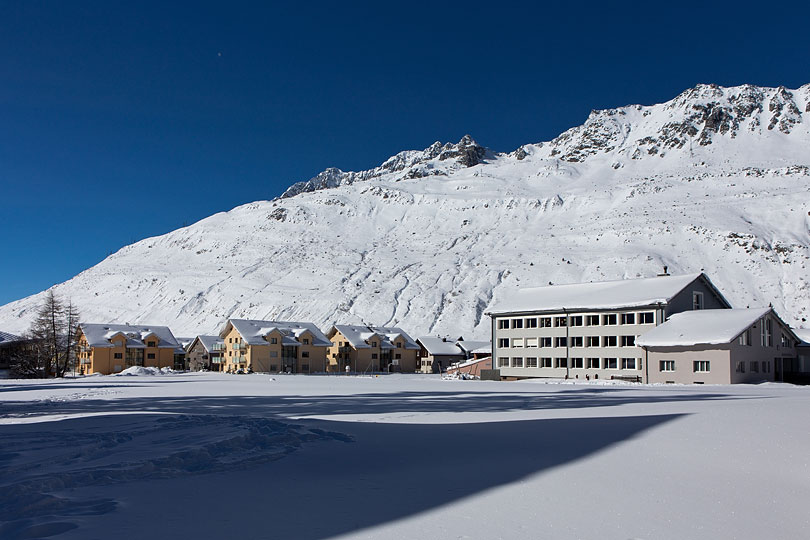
[{"xmin": 487, "ymin": 272, "xmax": 731, "ymax": 382}]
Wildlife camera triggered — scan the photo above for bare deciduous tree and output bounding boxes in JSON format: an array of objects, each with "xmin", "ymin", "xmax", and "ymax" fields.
[{"xmin": 14, "ymin": 291, "xmax": 81, "ymax": 377}]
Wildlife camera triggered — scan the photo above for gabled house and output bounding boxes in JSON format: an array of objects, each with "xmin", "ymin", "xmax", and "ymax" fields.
[
  {"xmin": 0, "ymin": 331, "xmax": 25, "ymax": 370},
  {"xmin": 638, "ymin": 308, "xmax": 800, "ymax": 384},
  {"xmin": 326, "ymin": 325, "xmax": 420, "ymax": 373},
  {"xmin": 218, "ymin": 319, "xmax": 332, "ymax": 374},
  {"xmin": 487, "ymin": 272, "xmax": 731, "ymax": 382},
  {"xmin": 186, "ymin": 335, "xmax": 225, "ymax": 371},
  {"xmin": 75, "ymin": 323, "xmax": 182, "ymax": 375},
  {"xmin": 416, "ymin": 336, "xmax": 465, "ymax": 373}
]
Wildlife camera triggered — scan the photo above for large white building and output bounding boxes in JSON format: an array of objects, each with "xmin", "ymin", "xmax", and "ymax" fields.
[{"xmin": 487, "ymin": 272, "xmax": 731, "ymax": 382}]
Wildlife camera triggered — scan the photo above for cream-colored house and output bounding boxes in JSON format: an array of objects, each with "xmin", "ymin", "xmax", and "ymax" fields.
[
  {"xmin": 218, "ymin": 319, "xmax": 332, "ymax": 373},
  {"xmin": 326, "ymin": 325, "xmax": 420, "ymax": 373},
  {"xmin": 638, "ymin": 308, "xmax": 800, "ymax": 384},
  {"xmin": 75, "ymin": 323, "xmax": 182, "ymax": 375},
  {"xmin": 416, "ymin": 336, "xmax": 465, "ymax": 373}
]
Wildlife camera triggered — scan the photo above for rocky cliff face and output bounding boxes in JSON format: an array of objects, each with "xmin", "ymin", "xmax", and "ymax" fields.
[{"xmin": 0, "ymin": 84, "xmax": 808, "ymax": 337}]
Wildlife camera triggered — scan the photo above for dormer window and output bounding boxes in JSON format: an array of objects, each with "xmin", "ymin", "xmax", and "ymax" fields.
[
  {"xmin": 270, "ymin": 337, "xmax": 278, "ymax": 344},
  {"xmin": 371, "ymin": 341, "xmax": 377, "ymax": 347},
  {"xmin": 147, "ymin": 341, "xmax": 156, "ymax": 347},
  {"xmin": 692, "ymin": 291, "xmax": 704, "ymax": 310},
  {"xmin": 303, "ymin": 338, "xmax": 310, "ymax": 345}
]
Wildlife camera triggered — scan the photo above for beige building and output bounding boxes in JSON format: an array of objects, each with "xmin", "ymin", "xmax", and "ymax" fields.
[
  {"xmin": 75, "ymin": 323, "xmax": 182, "ymax": 375},
  {"xmin": 416, "ymin": 336, "xmax": 465, "ymax": 373},
  {"xmin": 186, "ymin": 335, "xmax": 225, "ymax": 371},
  {"xmin": 326, "ymin": 325, "xmax": 420, "ymax": 373},
  {"xmin": 218, "ymin": 319, "xmax": 332, "ymax": 374},
  {"xmin": 638, "ymin": 308, "xmax": 800, "ymax": 384},
  {"xmin": 487, "ymin": 272, "xmax": 731, "ymax": 382}
]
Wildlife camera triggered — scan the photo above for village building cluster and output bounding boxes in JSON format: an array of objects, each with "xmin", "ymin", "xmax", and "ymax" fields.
[{"xmin": 5, "ymin": 271, "xmax": 807, "ymax": 384}]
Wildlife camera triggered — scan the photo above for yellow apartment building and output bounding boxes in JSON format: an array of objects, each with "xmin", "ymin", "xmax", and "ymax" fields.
[
  {"xmin": 75, "ymin": 323, "xmax": 183, "ymax": 375},
  {"xmin": 325, "ymin": 325, "xmax": 420, "ymax": 373}
]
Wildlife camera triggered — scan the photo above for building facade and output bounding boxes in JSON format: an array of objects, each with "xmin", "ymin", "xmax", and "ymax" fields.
[
  {"xmin": 639, "ymin": 308, "xmax": 800, "ymax": 384},
  {"xmin": 186, "ymin": 335, "xmax": 225, "ymax": 371},
  {"xmin": 487, "ymin": 273, "xmax": 730, "ymax": 382},
  {"xmin": 75, "ymin": 323, "xmax": 182, "ymax": 375},
  {"xmin": 218, "ymin": 319, "xmax": 331, "ymax": 374},
  {"xmin": 326, "ymin": 325, "xmax": 420, "ymax": 373}
]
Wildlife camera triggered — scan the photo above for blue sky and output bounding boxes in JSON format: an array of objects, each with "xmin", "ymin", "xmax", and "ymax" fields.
[{"xmin": 1, "ymin": 0, "xmax": 808, "ymax": 306}]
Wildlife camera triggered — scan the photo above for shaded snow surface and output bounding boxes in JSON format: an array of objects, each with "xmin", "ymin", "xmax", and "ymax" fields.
[{"xmin": 1, "ymin": 373, "xmax": 809, "ymax": 539}]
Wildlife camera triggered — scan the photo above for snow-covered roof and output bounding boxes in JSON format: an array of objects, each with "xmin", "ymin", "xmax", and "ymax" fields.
[
  {"xmin": 792, "ymin": 328, "xmax": 810, "ymax": 346},
  {"xmin": 457, "ymin": 340, "xmax": 490, "ymax": 354},
  {"xmin": 489, "ymin": 273, "xmax": 725, "ymax": 314},
  {"xmin": 418, "ymin": 336, "xmax": 465, "ymax": 356},
  {"xmin": 223, "ymin": 319, "xmax": 331, "ymax": 347},
  {"xmin": 332, "ymin": 325, "xmax": 420, "ymax": 350},
  {"xmin": 0, "ymin": 331, "xmax": 22, "ymax": 345},
  {"xmin": 191, "ymin": 335, "xmax": 224, "ymax": 352},
  {"xmin": 637, "ymin": 308, "xmax": 772, "ymax": 347},
  {"xmin": 79, "ymin": 323, "xmax": 181, "ymax": 349}
]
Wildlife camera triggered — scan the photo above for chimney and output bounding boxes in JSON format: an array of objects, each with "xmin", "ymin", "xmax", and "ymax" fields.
[{"xmin": 657, "ymin": 266, "xmax": 670, "ymax": 277}]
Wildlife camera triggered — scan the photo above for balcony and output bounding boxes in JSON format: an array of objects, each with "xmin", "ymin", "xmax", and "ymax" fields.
[
  {"xmin": 233, "ymin": 355, "xmax": 247, "ymax": 364},
  {"xmin": 212, "ymin": 343, "xmax": 226, "ymax": 351},
  {"xmin": 232, "ymin": 342, "xmax": 247, "ymax": 351}
]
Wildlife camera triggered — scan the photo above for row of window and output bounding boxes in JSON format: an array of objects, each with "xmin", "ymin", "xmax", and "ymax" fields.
[
  {"xmin": 498, "ymin": 336, "xmax": 637, "ymax": 348},
  {"xmin": 497, "ymin": 357, "xmax": 641, "ymax": 370},
  {"xmin": 498, "ymin": 312, "xmax": 655, "ymax": 330},
  {"xmin": 659, "ymin": 360, "xmax": 711, "ymax": 373},
  {"xmin": 735, "ymin": 360, "xmax": 772, "ymax": 374},
  {"xmin": 113, "ymin": 352, "xmax": 156, "ymax": 360}
]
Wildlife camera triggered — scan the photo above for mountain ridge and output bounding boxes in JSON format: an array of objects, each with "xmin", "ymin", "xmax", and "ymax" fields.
[{"xmin": 1, "ymin": 83, "xmax": 808, "ymax": 337}]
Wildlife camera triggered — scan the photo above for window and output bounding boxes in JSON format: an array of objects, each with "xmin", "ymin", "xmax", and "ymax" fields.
[
  {"xmin": 526, "ymin": 357, "xmax": 538, "ymax": 368},
  {"xmin": 739, "ymin": 329, "xmax": 751, "ymax": 346},
  {"xmin": 554, "ymin": 316, "xmax": 567, "ymax": 327},
  {"xmin": 498, "ymin": 357, "xmax": 509, "ymax": 367},
  {"xmin": 587, "ymin": 357, "xmax": 600, "ymax": 369},
  {"xmin": 540, "ymin": 337, "xmax": 552, "ymax": 348},
  {"xmin": 621, "ymin": 358, "xmax": 636, "ymax": 370},
  {"xmin": 395, "ymin": 353, "xmax": 401, "ymax": 359},
  {"xmin": 270, "ymin": 337, "xmax": 278, "ymax": 344},
  {"xmin": 620, "ymin": 313, "xmax": 635, "ymax": 325},
  {"xmin": 555, "ymin": 337, "xmax": 567, "ymax": 347},
  {"xmin": 147, "ymin": 341, "xmax": 156, "ymax": 347},
  {"xmin": 526, "ymin": 337, "xmax": 538, "ymax": 347},
  {"xmin": 114, "ymin": 352, "xmax": 123, "ymax": 359},
  {"xmin": 603, "ymin": 336, "xmax": 618, "ymax": 347},
  {"xmin": 512, "ymin": 357, "xmax": 523, "ymax": 368},
  {"xmin": 586, "ymin": 315, "xmax": 600, "ymax": 326},
  {"xmin": 371, "ymin": 353, "xmax": 378, "ymax": 359},
  {"xmin": 555, "ymin": 357, "xmax": 567, "ymax": 368},
  {"xmin": 511, "ymin": 319, "xmax": 523, "ymax": 329},
  {"xmin": 692, "ymin": 291, "xmax": 704, "ymax": 310},
  {"xmin": 303, "ymin": 338, "xmax": 310, "ymax": 345},
  {"xmin": 498, "ymin": 319, "xmax": 509, "ymax": 329},
  {"xmin": 540, "ymin": 317, "xmax": 552, "ymax": 328},
  {"xmin": 659, "ymin": 360, "xmax": 675, "ymax": 372},
  {"xmin": 605, "ymin": 357, "xmax": 618, "ymax": 369},
  {"xmin": 147, "ymin": 353, "xmax": 156, "ymax": 360},
  {"xmin": 762, "ymin": 361, "xmax": 771, "ymax": 373},
  {"xmin": 781, "ymin": 333, "xmax": 791, "ymax": 347},
  {"xmin": 498, "ymin": 338, "xmax": 509, "ymax": 348},
  {"xmin": 569, "ymin": 316, "xmax": 583, "ymax": 327},
  {"xmin": 540, "ymin": 357, "xmax": 553, "ymax": 367},
  {"xmin": 735, "ymin": 361, "xmax": 745, "ymax": 373},
  {"xmin": 639, "ymin": 312, "xmax": 654, "ymax": 324},
  {"xmin": 270, "ymin": 351, "xmax": 278, "ymax": 358},
  {"xmin": 512, "ymin": 338, "xmax": 524, "ymax": 348},
  {"xmin": 371, "ymin": 341, "xmax": 378, "ymax": 347},
  {"xmin": 750, "ymin": 361, "xmax": 759, "ymax": 373},
  {"xmin": 270, "ymin": 364, "xmax": 278, "ymax": 372},
  {"xmin": 586, "ymin": 336, "xmax": 599, "ymax": 347},
  {"xmin": 396, "ymin": 342, "xmax": 402, "ymax": 349},
  {"xmin": 620, "ymin": 335, "xmax": 636, "ymax": 347},
  {"xmin": 571, "ymin": 357, "xmax": 583, "ymax": 368},
  {"xmin": 570, "ymin": 336, "xmax": 583, "ymax": 347},
  {"xmin": 302, "ymin": 351, "xmax": 310, "ymax": 358},
  {"xmin": 525, "ymin": 318, "xmax": 538, "ymax": 328},
  {"xmin": 603, "ymin": 314, "xmax": 617, "ymax": 325},
  {"xmin": 693, "ymin": 360, "xmax": 710, "ymax": 372},
  {"xmin": 761, "ymin": 318, "xmax": 772, "ymax": 346}
]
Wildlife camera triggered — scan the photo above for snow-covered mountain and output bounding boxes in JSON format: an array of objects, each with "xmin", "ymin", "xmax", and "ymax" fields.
[{"xmin": 2, "ymin": 83, "xmax": 809, "ymax": 337}]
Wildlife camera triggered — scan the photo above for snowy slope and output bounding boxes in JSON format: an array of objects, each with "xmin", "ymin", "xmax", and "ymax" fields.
[{"xmin": 1, "ymin": 83, "xmax": 808, "ymax": 336}]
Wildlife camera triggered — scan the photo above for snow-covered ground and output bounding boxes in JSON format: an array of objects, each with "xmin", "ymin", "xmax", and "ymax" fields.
[{"xmin": 1, "ymin": 373, "xmax": 808, "ymax": 539}]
